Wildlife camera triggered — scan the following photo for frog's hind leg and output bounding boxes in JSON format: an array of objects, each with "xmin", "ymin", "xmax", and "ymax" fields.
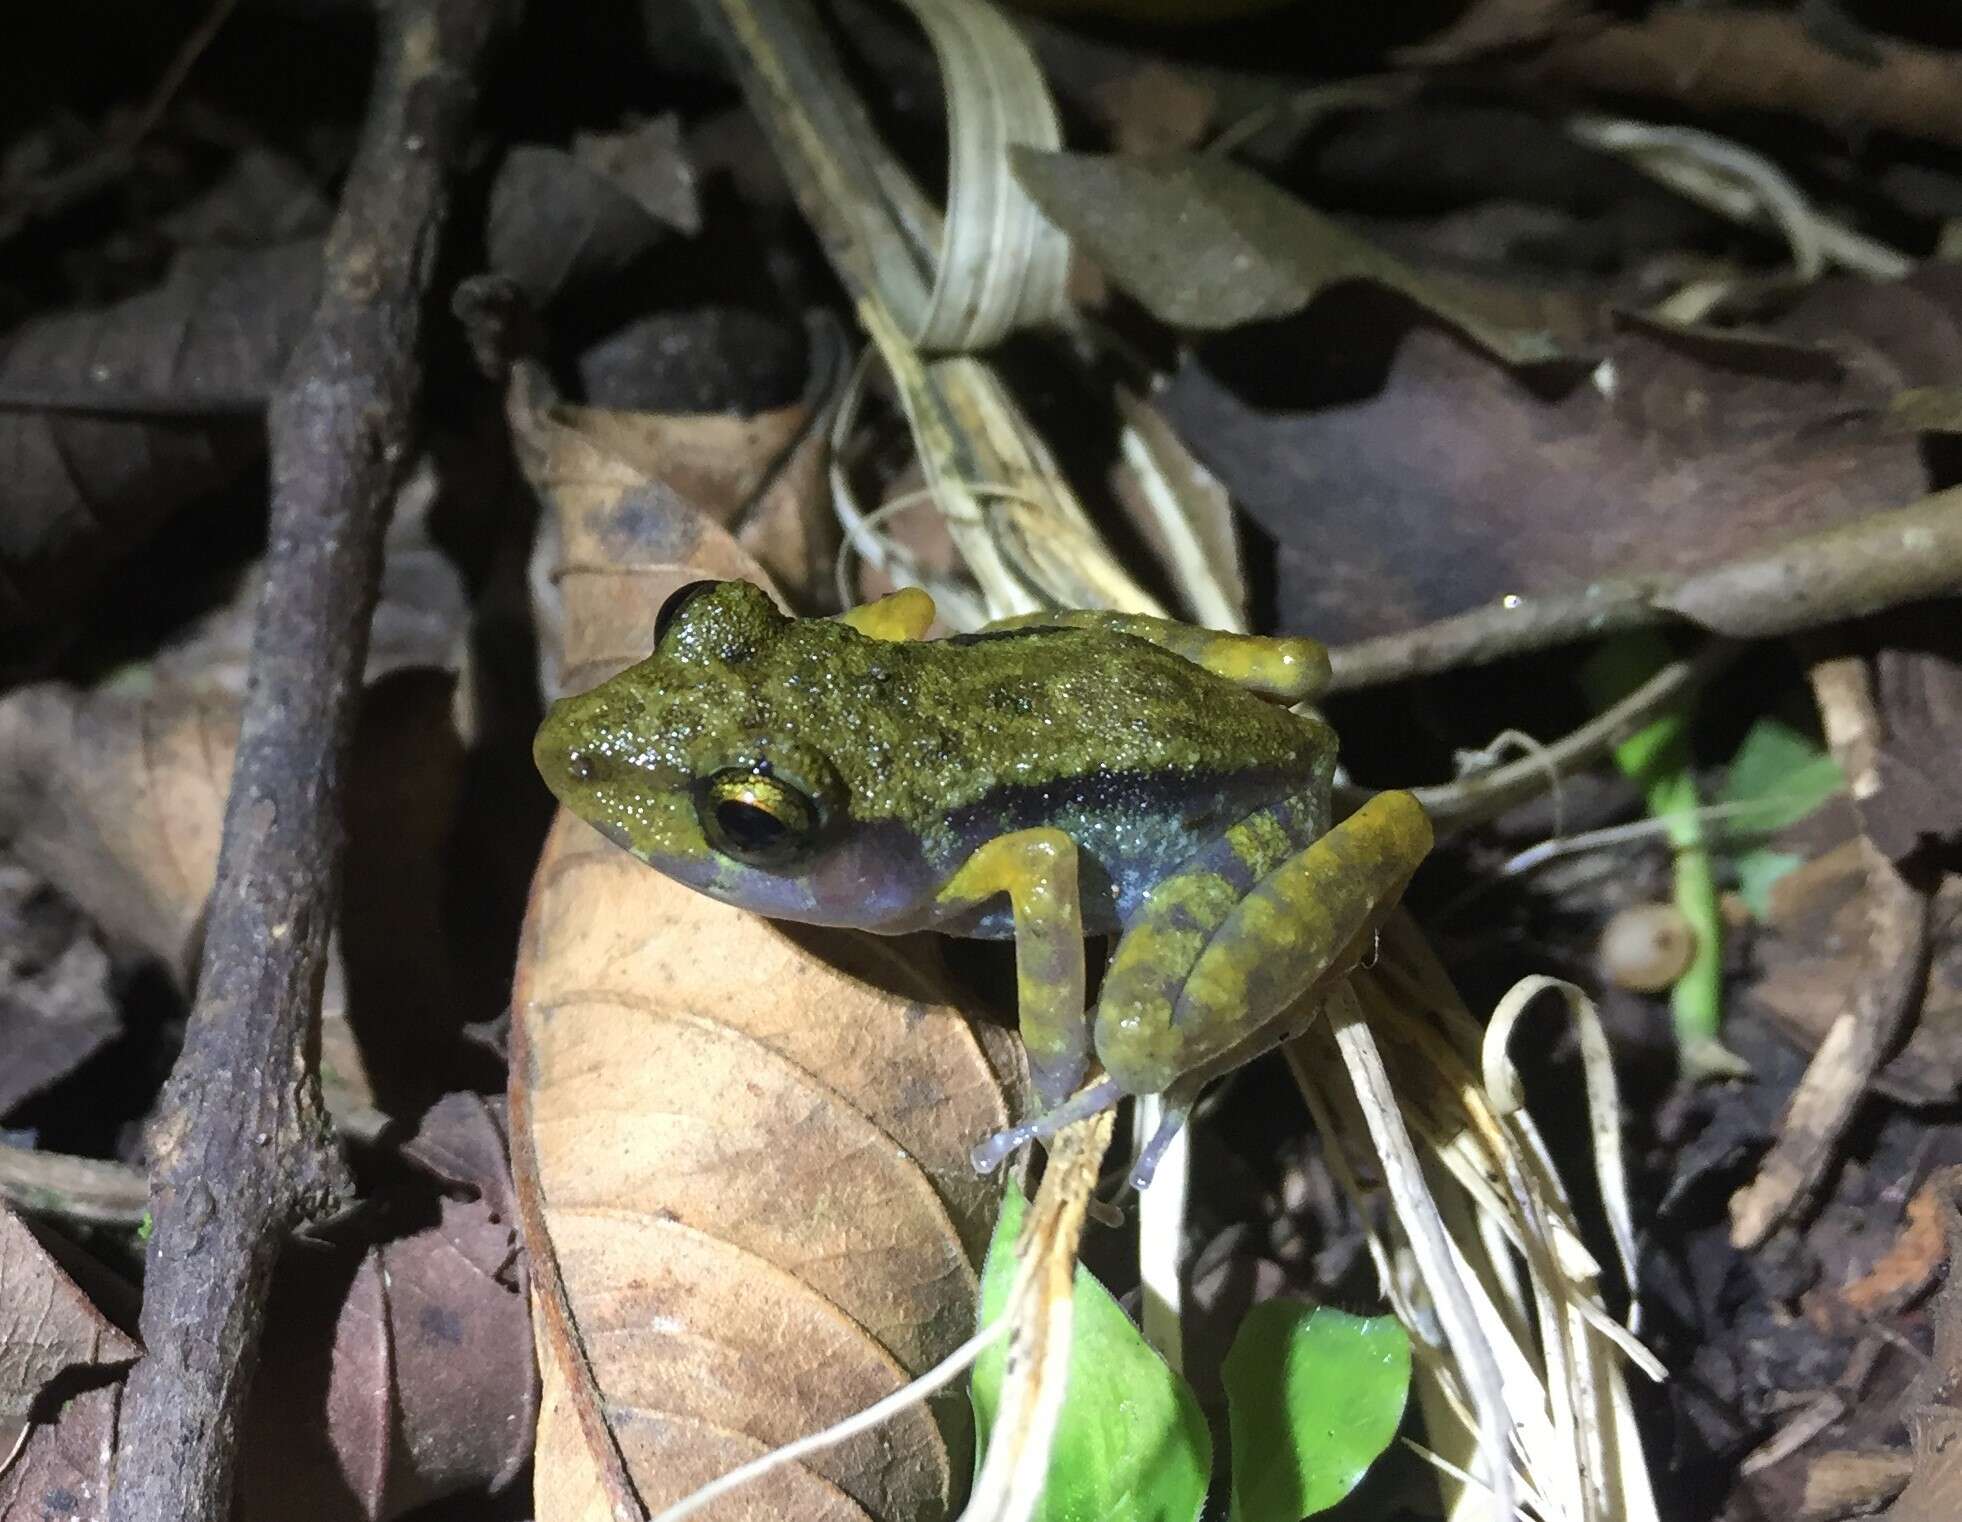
[
  {"xmin": 983, "ymin": 609, "xmax": 1329, "ymax": 703},
  {"xmin": 1096, "ymin": 790, "xmax": 1433, "ymax": 1140}
]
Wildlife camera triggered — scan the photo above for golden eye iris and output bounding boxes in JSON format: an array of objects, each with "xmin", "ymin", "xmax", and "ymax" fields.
[{"xmin": 697, "ymin": 768, "xmax": 820, "ymax": 868}]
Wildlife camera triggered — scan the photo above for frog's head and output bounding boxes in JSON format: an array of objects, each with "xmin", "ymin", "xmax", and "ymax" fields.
[{"xmin": 533, "ymin": 579, "xmax": 935, "ymax": 929}]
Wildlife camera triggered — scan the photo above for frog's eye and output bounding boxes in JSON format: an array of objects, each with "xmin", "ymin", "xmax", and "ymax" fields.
[
  {"xmin": 696, "ymin": 767, "xmax": 821, "ymax": 869},
  {"xmin": 653, "ymin": 580, "xmax": 721, "ymax": 650}
]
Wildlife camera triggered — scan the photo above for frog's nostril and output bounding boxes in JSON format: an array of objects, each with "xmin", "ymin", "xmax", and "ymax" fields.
[{"xmin": 567, "ymin": 752, "xmax": 597, "ymax": 782}]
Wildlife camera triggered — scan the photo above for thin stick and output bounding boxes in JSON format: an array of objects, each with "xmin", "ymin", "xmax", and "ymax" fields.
[
  {"xmin": 1380, "ymin": 640, "xmax": 1737, "ymax": 834},
  {"xmin": 105, "ymin": 5, "xmax": 508, "ymax": 1520},
  {"xmin": 1728, "ymin": 654, "xmax": 1933, "ymax": 1248},
  {"xmin": 1322, "ymin": 491, "xmax": 1962, "ymax": 694}
]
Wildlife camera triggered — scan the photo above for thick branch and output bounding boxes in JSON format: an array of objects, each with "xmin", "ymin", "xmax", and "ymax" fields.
[{"xmin": 106, "ymin": 5, "xmax": 507, "ymax": 1520}]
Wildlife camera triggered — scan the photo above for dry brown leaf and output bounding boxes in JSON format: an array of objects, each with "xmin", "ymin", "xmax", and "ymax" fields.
[
  {"xmin": 511, "ymin": 387, "xmax": 1022, "ymax": 1522},
  {"xmin": 238, "ymin": 1187, "xmax": 535, "ymax": 1521},
  {"xmin": 533, "ymin": 384, "xmax": 834, "ymax": 616},
  {"xmin": 0, "ymin": 683, "xmax": 238, "ymax": 987},
  {"xmin": 0, "ymin": 666, "xmax": 472, "ymax": 1119},
  {"xmin": 0, "ymin": 243, "xmax": 319, "ymax": 632},
  {"xmin": 1165, "ymin": 269, "xmax": 1962, "ymax": 644},
  {"xmin": 0, "ymin": 1205, "xmax": 140, "ymax": 1519}
]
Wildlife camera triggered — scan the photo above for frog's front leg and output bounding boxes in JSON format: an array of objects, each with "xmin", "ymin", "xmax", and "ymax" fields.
[
  {"xmin": 935, "ymin": 828, "xmax": 1092, "ymax": 1112},
  {"xmin": 1099, "ymin": 790, "xmax": 1433, "ymax": 1185}
]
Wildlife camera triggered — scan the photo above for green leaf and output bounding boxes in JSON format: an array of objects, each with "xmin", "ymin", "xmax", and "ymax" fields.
[
  {"xmin": 972, "ymin": 1186, "xmax": 1210, "ymax": 1522},
  {"xmin": 1718, "ymin": 719, "xmax": 1842, "ymax": 920},
  {"xmin": 1717, "ymin": 718, "xmax": 1843, "ymax": 835},
  {"xmin": 1580, "ymin": 634, "xmax": 1731, "ymax": 1064},
  {"xmin": 1734, "ymin": 848, "xmax": 1806, "ymax": 920},
  {"xmin": 1222, "ymin": 1301, "xmax": 1410, "ymax": 1522}
]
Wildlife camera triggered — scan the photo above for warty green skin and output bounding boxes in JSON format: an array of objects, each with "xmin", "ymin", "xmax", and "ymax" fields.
[{"xmin": 531, "ymin": 580, "xmax": 1338, "ymax": 939}]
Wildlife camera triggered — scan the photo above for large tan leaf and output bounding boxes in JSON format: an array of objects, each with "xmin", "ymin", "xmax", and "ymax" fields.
[{"xmin": 512, "ymin": 389, "xmax": 1022, "ymax": 1522}]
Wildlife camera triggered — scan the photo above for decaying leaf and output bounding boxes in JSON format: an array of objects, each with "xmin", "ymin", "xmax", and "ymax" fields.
[
  {"xmin": 510, "ymin": 373, "xmax": 1022, "ymax": 1520},
  {"xmin": 1165, "ymin": 269, "xmax": 1962, "ymax": 643},
  {"xmin": 0, "ymin": 1205, "xmax": 140, "ymax": 1520},
  {"xmin": 0, "ymin": 242, "xmax": 319, "ymax": 630},
  {"xmin": 1010, "ymin": 147, "xmax": 1577, "ymax": 364},
  {"xmin": 1877, "ymin": 1169, "xmax": 1962, "ymax": 1522},
  {"xmin": 1752, "ymin": 840, "xmax": 1962, "ymax": 1106},
  {"xmin": 238, "ymin": 1117, "xmax": 536, "ymax": 1522},
  {"xmin": 552, "ymin": 401, "xmax": 831, "ymax": 608},
  {"xmin": 1864, "ymin": 605, "xmax": 1962, "ymax": 864}
]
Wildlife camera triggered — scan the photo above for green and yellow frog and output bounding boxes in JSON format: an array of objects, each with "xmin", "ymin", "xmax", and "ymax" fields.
[{"xmin": 532, "ymin": 579, "xmax": 1431, "ymax": 1186}]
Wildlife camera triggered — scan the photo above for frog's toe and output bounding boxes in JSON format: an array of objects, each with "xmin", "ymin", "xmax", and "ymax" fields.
[
  {"xmin": 970, "ymin": 1076, "xmax": 1124, "ymax": 1176},
  {"xmin": 1125, "ymin": 1076, "xmax": 1207, "ymax": 1192}
]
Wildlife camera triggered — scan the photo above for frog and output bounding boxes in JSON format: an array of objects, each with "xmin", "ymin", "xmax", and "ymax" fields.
[{"xmin": 532, "ymin": 578, "xmax": 1432, "ymax": 1188}]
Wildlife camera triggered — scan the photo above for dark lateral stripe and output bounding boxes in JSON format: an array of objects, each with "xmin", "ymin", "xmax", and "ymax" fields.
[{"xmin": 943, "ymin": 626, "xmax": 1069, "ymax": 648}]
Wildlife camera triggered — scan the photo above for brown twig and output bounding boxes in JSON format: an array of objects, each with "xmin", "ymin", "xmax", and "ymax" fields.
[
  {"xmin": 0, "ymin": 0, "xmax": 244, "ymax": 246},
  {"xmin": 1503, "ymin": 9, "xmax": 1962, "ymax": 152},
  {"xmin": 104, "ymin": 4, "xmax": 508, "ymax": 1520},
  {"xmin": 1323, "ymin": 491, "xmax": 1962, "ymax": 694},
  {"xmin": 1728, "ymin": 653, "xmax": 1934, "ymax": 1250}
]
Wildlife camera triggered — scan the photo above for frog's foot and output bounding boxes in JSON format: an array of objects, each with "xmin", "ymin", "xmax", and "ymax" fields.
[
  {"xmin": 970, "ymin": 1077, "xmax": 1123, "ymax": 1176},
  {"xmin": 1127, "ymin": 1080, "xmax": 1205, "ymax": 1193}
]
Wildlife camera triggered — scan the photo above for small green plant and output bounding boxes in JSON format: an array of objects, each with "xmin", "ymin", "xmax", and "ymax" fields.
[
  {"xmin": 1583, "ymin": 636, "xmax": 1844, "ymax": 1073},
  {"xmin": 972, "ymin": 1188, "xmax": 1411, "ymax": 1522}
]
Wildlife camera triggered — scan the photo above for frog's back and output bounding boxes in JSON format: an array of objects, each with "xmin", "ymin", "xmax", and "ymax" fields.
[{"xmin": 773, "ymin": 622, "xmax": 1336, "ymax": 932}]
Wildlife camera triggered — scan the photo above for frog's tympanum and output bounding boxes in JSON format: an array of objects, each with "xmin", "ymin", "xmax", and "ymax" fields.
[{"xmin": 534, "ymin": 579, "xmax": 1432, "ymax": 1187}]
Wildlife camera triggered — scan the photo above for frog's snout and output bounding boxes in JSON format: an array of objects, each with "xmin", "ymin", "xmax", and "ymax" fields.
[{"xmin": 532, "ymin": 701, "xmax": 600, "ymax": 805}]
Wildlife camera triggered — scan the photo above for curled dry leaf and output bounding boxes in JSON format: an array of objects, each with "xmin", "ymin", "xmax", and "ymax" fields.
[
  {"xmin": 511, "ymin": 384, "xmax": 1022, "ymax": 1521},
  {"xmin": 0, "ymin": 1205, "xmax": 140, "ymax": 1520},
  {"xmin": 514, "ymin": 356, "xmax": 834, "ymax": 625}
]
